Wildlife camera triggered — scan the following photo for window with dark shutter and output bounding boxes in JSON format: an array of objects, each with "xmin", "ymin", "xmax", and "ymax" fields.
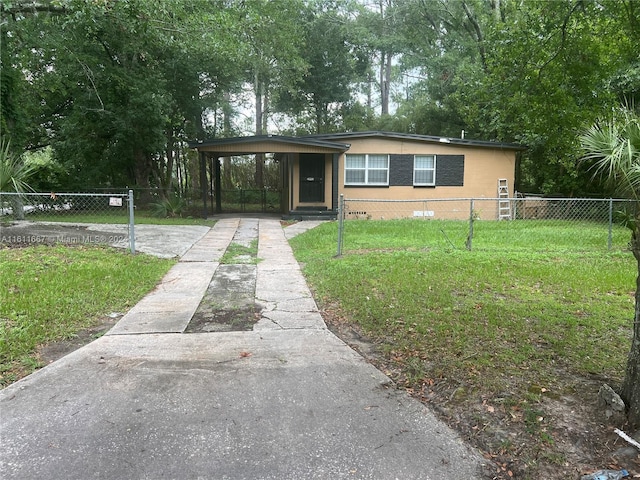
[{"xmin": 369, "ymin": 153, "xmax": 465, "ymax": 187}]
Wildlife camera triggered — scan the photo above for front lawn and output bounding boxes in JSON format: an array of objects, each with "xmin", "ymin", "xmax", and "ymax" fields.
[
  {"xmin": 290, "ymin": 220, "xmax": 635, "ymax": 479},
  {"xmin": 0, "ymin": 245, "xmax": 175, "ymax": 385}
]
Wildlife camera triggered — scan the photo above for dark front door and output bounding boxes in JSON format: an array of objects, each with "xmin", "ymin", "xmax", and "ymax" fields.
[{"xmin": 299, "ymin": 154, "xmax": 325, "ymax": 203}]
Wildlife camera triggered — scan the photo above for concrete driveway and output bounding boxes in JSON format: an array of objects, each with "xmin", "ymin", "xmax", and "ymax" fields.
[
  {"xmin": 0, "ymin": 218, "xmax": 486, "ymax": 479},
  {"xmin": 0, "ymin": 220, "xmax": 211, "ymax": 258}
]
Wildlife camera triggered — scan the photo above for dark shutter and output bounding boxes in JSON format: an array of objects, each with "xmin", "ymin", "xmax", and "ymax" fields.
[
  {"xmin": 389, "ymin": 154, "xmax": 413, "ymax": 186},
  {"xmin": 435, "ymin": 155, "xmax": 464, "ymax": 186}
]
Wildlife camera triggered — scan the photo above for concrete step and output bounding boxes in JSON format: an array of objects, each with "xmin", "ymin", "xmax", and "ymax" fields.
[{"xmin": 283, "ymin": 210, "xmax": 337, "ymax": 221}]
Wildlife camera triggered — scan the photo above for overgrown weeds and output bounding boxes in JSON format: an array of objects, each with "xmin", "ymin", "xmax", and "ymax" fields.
[{"xmin": 150, "ymin": 194, "xmax": 188, "ymax": 218}]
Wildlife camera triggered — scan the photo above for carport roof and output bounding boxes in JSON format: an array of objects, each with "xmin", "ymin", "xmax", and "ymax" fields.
[{"xmin": 188, "ymin": 134, "xmax": 351, "ymax": 155}]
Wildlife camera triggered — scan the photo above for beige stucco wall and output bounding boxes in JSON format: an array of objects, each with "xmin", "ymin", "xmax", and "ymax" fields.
[
  {"xmin": 338, "ymin": 138, "xmax": 516, "ymax": 220},
  {"xmin": 289, "ymin": 137, "xmax": 517, "ymax": 219}
]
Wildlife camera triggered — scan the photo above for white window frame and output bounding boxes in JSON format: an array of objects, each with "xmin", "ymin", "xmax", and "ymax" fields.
[
  {"xmin": 413, "ymin": 155, "xmax": 436, "ymax": 186},
  {"xmin": 344, "ymin": 154, "xmax": 389, "ymax": 186}
]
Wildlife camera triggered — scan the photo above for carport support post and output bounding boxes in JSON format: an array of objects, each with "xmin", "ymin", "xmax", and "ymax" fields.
[
  {"xmin": 199, "ymin": 151, "xmax": 208, "ymax": 218},
  {"xmin": 215, "ymin": 156, "xmax": 222, "ymax": 214},
  {"xmin": 128, "ymin": 189, "xmax": 135, "ymax": 254}
]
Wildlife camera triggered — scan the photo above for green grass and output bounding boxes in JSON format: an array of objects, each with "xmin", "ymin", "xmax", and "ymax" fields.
[
  {"xmin": 294, "ymin": 228, "xmax": 633, "ymax": 386},
  {"xmin": 220, "ymin": 240, "xmax": 259, "ymax": 264},
  {"xmin": 337, "ymin": 218, "xmax": 629, "ymax": 253},
  {"xmin": 290, "ymin": 220, "xmax": 635, "ymax": 475},
  {"xmin": 472, "ymin": 219, "xmax": 629, "ymax": 251},
  {"xmin": 0, "ymin": 245, "xmax": 175, "ymax": 385}
]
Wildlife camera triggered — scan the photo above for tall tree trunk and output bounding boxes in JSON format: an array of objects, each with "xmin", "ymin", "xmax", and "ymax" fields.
[
  {"xmin": 222, "ymin": 91, "xmax": 232, "ymax": 190},
  {"xmin": 255, "ymin": 156, "xmax": 265, "ymax": 189},
  {"xmin": 134, "ymin": 150, "xmax": 153, "ymax": 206},
  {"xmin": 380, "ymin": 51, "xmax": 389, "ymax": 116},
  {"xmin": 314, "ymin": 94, "xmax": 323, "ymax": 134},
  {"xmin": 462, "ymin": 0, "xmax": 488, "ymax": 71},
  {"xmin": 164, "ymin": 127, "xmax": 175, "ymax": 197},
  {"xmin": 622, "ymin": 225, "xmax": 640, "ymax": 427},
  {"xmin": 385, "ymin": 50, "xmax": 392, "ymax": 113},
  {"xmin": 255, "ymin": 72, "xmax": 265, "ymax": 189},
  {"xmin": 11, "ymin": 196, "xmax": 25, "ymax": 221},
  {"xmin": 493, "ymin": 0, "xmax": 501, "ymax": 21},
  {"xmin": 188, "ymin": 153, "xmax": 199, "ymax": 195},
  {"xmin": 176, "ymin": 154, "xmax": 183, "ymax": 196},
  {"xmin": 378, "ymin": 0, "xmax": 392, "ymax": 116}
]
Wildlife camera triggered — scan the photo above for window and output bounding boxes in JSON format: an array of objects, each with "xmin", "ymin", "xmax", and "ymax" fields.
[
  {"xmin": 345, "ymin": 154, "xmax": 389, "ymax": 186},
  {"xmin": 414, "ymin": 155, "xmax": 436, "ymax": 186}
]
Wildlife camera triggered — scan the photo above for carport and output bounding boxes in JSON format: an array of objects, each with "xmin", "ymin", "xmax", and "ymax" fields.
[{"xmin": 189, "ymin": 135, "xmax": 350, "ymax": 217}]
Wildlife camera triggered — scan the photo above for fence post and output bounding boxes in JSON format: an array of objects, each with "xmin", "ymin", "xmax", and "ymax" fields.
[
  {"xmin": 128, "ymin": 189, "xmax": 135, "ymax": 254},
  {"xmin": 608, "ymin": 198, "xmax": 613, "ymax": 251},
  {"xmin": 336, "ymin": 194, "xmax": 344, "ymax": 257},
  {"xmin": 466, "ymin": 198, "xmax": 474, "ymax": 251}
]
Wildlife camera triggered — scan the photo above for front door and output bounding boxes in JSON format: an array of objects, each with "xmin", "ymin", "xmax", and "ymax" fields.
[{"xmin": 299, "ymin": 154, "xmax": 325, "ymax": 203}]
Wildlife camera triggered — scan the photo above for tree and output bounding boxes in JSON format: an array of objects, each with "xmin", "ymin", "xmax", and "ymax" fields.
[
  {"xmin": 1, "ymin": 2, "xmax": 71, "ymax": 153},
  {"xmin": 1, "ymin": 0, "xmax": 250, "ymax": 199},
  {"xmin": 580, "ymin": 107, "xmax": 640, "ymax": 425},
  {"xmin": 0, "ymin": 139, "xmax": 36, "ymax": 193},
  {"xmin": 395, "ymin": 0, "xmax": 636, "ymax": 195},
  {"xmin": 386, "ymin": 0, "xmax": 508, "ymax": 143},
  {"xmin": 274, "ymin": 4, "xmax": 362, "ymax": 133},
  {"xmin": 238, "ymin": 0, "xmax": 306, "ymax": 186},
  {"xmin": 0, "ymin": 139, "xmax": 37, "ymax": 220},
  {"xmin": 458, "ymin": 0, "xmax": 626, "ymax": 195},
  {"xmin": 353, "ymin": 0, "xmax": 404, "ymax": 116}
]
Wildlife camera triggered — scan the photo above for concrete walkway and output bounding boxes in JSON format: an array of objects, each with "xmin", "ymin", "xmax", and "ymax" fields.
[{"xmin": 0, "ymin": 219, "xmax": 485, "ymax": 480}]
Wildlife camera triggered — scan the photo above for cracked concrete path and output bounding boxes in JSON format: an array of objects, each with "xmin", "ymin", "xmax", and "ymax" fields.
[
  {"xmin": 255, "ymin": 220, "xmax": 326, "ymax": 331},
  {"xmin": 0, "ymin": 218, "xmax": 486, "ymax": 480}
]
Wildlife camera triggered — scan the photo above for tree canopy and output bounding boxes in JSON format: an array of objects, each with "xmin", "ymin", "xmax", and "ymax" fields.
[{"xmin": 1, "ymin": 0, "xmax": 638, "ymax": 196}]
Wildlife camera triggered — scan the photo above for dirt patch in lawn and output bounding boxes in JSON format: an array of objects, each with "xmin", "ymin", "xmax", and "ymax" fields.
[
  {"xmin": 36, "ymin": 315, "xmax": 120, "ymax": 366},
  {"xmin": 0, "ymin": 314, "xmax": 123, "ymax": 386},
  {"xmin": 320, "ymin": 302, "xmax": 640, "ymax": 480}
]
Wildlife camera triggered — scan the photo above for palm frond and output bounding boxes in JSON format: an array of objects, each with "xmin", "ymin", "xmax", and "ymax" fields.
[
  {"xmin": 0, "ymin": 138, "xmax": 37, "ymax": 193},
  {"xmin": 580, "ymin": 109, "xmax": 640, "ymax": 201}
]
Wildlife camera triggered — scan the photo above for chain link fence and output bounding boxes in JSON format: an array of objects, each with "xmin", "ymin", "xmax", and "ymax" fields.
[
  {"xmin": 336, "ymin": 196, "xmax": 636, "ymax": 254},
  {"xmin": 0, "ymin": 191, "xmax": 135, "ymax": 253},
  {"xmin": 220, "ymin": 189, "xmax": 281, "ymax": 213}
]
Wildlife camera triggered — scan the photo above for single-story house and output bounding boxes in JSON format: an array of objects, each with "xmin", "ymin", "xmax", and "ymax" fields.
[{"xmin": 189, "ymin": 131, "xmax": 525, "ymax": 220}]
